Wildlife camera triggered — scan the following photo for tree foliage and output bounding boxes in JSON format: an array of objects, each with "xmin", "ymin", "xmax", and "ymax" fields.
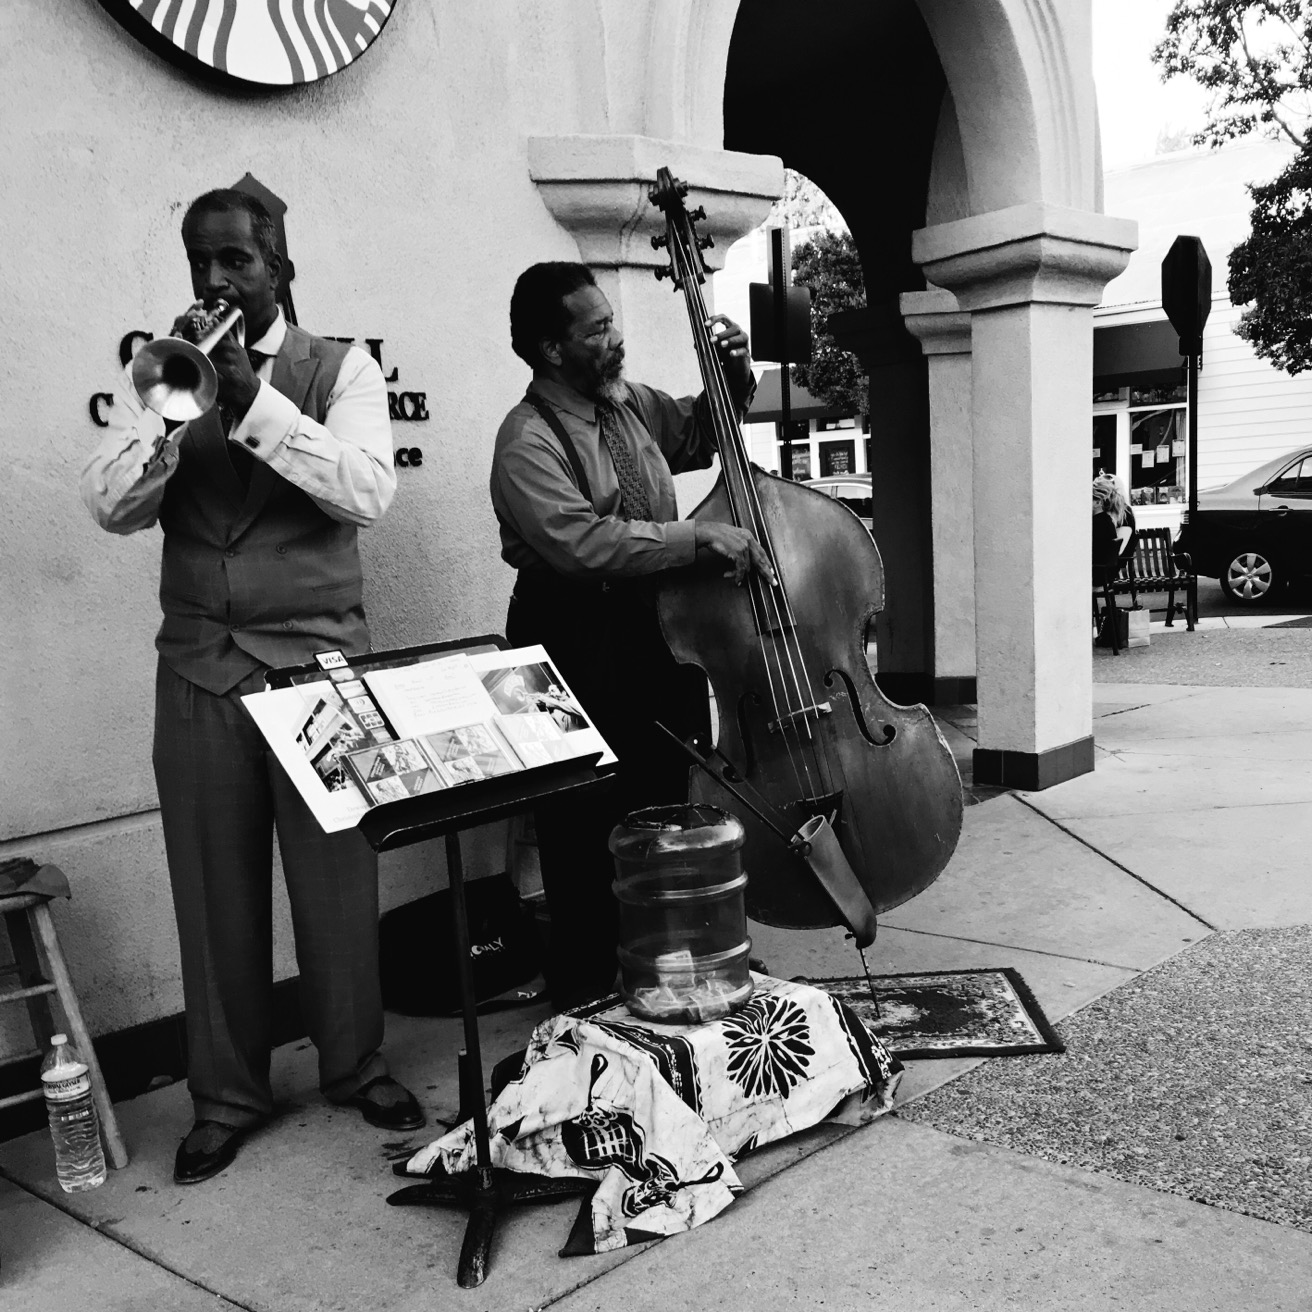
[
  {"xmin": 1227, "ymin": 146, "xmax": 1312, "ymax": 370},
  {"xmin": 1154, "ymin": 2, "xmax": 1312, "ymax": 371},
  {"xmin": 788, "ymin": 228, "xmax": 868, "ymax": 415},
  {"xmin": 766, "ymin": 170, "xmax": 847, "ymax": 232},
  {"xmin": 1154, "ymin": 1, "xmax": 1312, "ymax": 148}
]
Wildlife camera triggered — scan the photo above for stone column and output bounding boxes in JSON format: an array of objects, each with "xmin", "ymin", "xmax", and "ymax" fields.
[
  {"xmin": 528, "ymin": 135, "xmax": 781, "ymax": 393},
  {"xmin": 913, "ymin": 203, "xmax": 1136, "ymax": 789},
  {"xmin": 899, "ymin": 288, "xmax": 975, "ymax": 706}
]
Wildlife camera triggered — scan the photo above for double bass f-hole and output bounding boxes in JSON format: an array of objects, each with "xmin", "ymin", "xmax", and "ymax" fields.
[{"xmin": 647, "ymin": 166, "xmax": 963, "ymax": 933}]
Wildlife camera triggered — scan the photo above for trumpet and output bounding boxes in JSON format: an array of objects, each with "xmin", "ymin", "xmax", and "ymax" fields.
[{"xmin": 131, "ymin": 300, "xmax": 245, "ymax": 421}]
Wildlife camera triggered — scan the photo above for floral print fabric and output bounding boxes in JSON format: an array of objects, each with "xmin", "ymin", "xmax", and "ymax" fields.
[{"xmin": 404, "ymin": 974, "xmax": 903, "ymax": 1252}]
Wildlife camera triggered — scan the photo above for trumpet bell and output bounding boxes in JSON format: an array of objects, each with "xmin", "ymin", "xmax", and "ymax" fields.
[
  {"xmin": 130, "ymin": 301, "xmax": 244, "ymax": 421},
  {"xmin": 131, "ymin": 339, "xmax": 219, "ymax": 422}
]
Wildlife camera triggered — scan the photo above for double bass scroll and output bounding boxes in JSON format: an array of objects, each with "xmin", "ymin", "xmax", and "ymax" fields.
[{"xmin": 647, "ymin": 167, "xmax": 963, "ymax": 929}]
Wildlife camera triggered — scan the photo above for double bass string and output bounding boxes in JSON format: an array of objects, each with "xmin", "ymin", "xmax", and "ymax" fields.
[
  {"xmin": 665, "ymin": 218, "xmax": 812, "ymax": 797},
  {"xmin": 667, "ymin": 212, "xmax": 840, "ymax": 808},
  {"xmin": 670, "ymin": 218, "xmax": 837, "ymax": 805},
  {"xmin": 675, "ymin": 261, "xmax": 809, "ymax": 800}
]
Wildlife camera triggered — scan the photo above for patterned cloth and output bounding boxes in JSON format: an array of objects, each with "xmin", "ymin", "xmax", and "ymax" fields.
[
  {"xmin": 599, "ymin": 402, "xmax": 654, "ymax": 521},
  {"xmin": 404, "ymin": 974, "xmax": 902, "ymax": 1252}
]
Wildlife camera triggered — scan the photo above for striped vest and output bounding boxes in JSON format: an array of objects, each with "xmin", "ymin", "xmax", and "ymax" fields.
[{"xmin": 156, "ymin": 325, "xmax": 371, "ymax": 694}]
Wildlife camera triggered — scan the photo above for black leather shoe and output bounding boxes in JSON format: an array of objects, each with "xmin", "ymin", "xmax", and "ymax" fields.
[
  {"xmin": 174, "ymin": 1120, "xmax": 247, "ymax": 1185},
  {"xmin": 344, "ymin": 1076, "xmax": 425, "ymax": 1131}
]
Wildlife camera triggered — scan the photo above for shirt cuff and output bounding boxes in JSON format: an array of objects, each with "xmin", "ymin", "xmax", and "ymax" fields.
[
  {"xmin": 228, "ymin": 380, "xmax": 300, "ymax": 459},
  {"xmin": 665, "ymin": 518, "xmax": 698, "ymax": 567}
]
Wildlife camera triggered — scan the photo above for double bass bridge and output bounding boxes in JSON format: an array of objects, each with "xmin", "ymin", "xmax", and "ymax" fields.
[{"xmin": 767, "ymin": 701, "xmax": 832, "ymax": 735}]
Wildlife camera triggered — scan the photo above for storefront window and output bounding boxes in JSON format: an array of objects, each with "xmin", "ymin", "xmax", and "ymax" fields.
[
  {"xmin": 1129, "ymin": 383, "xmax": 1187, "ymax": 406},
  {"xmin": 819, "ymin": 439, "xmax": 855, "ymax": 476},
  {"xmin": 1092, "ymin": 414, "xmax": 1117, "ymax": 479},
  {"xmin": 779, "ymin": 442, "xmax": 812, "ymax": 481},
  {"xmin": 1128, "ymin": 407, "xmax": 1186, "ymax": 505}
]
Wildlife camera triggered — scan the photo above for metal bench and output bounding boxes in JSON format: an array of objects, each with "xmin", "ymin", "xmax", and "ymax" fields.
[{"xmin": 1112, "ymin": 526, "xmax": 1197, "ymax": 629}]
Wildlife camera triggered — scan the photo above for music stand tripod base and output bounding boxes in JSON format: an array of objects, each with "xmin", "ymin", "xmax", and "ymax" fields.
[
  {"xmin": 388, "ymin": 1165, "xmax": 596, "ymax": 1287},
  {"xmin": 266, "ymin": 636, "xmax": 613, "ymax": 1289}
]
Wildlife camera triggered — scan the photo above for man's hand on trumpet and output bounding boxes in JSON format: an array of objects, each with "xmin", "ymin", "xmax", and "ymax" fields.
[{"xmin": 207, "ymin": 327, "xmax": 260, "ymax": 422}]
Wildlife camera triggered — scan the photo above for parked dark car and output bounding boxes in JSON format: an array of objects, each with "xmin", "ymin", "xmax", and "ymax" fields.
[
  {"xmin": 1177, "ymin": 445, "xmax": 1312, "ymax": 603},
  {"xmin": 803, "ymin": 473, "xmax": 874, "ymax": 534}
]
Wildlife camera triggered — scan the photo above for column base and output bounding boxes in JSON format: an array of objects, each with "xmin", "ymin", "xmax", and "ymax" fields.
[
  {"xmin": 874, "ymin": 673, "xmax": 979, "ymax": 707},
  {"xmin": 972, "ymin": 736, "xmax": 1094, "ymax": 790},
  {"xmin": 932, "ymin": 676, "xmax": 976, "ymax": 706}
]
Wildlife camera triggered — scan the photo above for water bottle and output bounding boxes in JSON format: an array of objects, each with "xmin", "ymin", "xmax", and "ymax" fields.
[{"xmin": 40, "ymin": 1034, "xmax": 106, "ymax": 1193}]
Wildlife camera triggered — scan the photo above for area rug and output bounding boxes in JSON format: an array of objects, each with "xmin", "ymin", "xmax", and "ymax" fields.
[{"xmin": 808, "ymin": 968, "xmax": 1064, "ymax": 1060}]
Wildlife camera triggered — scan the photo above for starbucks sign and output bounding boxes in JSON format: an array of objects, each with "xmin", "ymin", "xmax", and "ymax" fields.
[{"xmin": 102, "ymin": 0, "xmax": 396, "ymax": 87}]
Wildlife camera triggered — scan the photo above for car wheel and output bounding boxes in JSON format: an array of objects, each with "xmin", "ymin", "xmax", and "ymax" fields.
[{"xmin": 1219, "ymin": 548, "xmax": 1280, "ymax": 603}]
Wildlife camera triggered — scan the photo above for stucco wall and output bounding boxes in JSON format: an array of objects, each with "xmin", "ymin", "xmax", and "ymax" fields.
[{"xmin": 0, "ymin": 0, "xmax": 730, "ymax": 1054}]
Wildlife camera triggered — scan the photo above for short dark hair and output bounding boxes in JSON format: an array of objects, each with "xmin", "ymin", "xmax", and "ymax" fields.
[
  {"xmin": 509, "ymin": 262, "xmax": 597, "ymax": 368},
  {"xmin": 181, "ymin": 189, "xmax": 279, "ymax": 267}
]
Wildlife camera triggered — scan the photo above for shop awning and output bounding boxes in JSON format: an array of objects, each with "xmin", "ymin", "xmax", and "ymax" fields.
[
  {"xmin": 1093, "ymin": 318, "xmax": 1185, "ymax": 390},
  {"xmin": 747, "ymin": 368, "xmax": 852, "ymax": 424}
]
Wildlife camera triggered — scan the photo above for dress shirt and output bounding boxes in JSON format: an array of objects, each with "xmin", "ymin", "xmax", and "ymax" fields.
[
  {"xmin": 491, "ymin": 376, "xmax": 725, "ymax": 580},
  {"xmin": 80, "ymin": 311, "xmax": 396, "ymax": 533}
]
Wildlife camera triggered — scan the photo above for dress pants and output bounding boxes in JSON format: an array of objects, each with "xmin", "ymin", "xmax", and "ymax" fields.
[
  {"xmin": 153, "ymin": 659, "xmax": 387, "ymax": 1128},
  {"xmin": 506, "ymin": 574, "xmax": 708, "ymax": 1008}
]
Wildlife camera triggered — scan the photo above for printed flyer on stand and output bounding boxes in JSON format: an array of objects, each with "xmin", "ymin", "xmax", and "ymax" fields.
[{"xmin": 242, "ymin": 645, "xmax": 616, "ymax": 833}]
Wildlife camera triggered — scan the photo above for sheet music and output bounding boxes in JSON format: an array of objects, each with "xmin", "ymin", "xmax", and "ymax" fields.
[{"xmin": 364, "ymin": 654, "xmax": 500, "ymax": 738}]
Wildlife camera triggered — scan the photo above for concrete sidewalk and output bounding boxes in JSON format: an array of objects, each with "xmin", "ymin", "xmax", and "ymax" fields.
[{"xmin": 3, "ymin": 675, "xmax": 1311, "ymax": 1309}]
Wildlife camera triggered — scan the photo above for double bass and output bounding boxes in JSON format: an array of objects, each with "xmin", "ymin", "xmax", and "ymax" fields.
[{"xmin": 648, "ymin": 167, "xmax": 963, "ymax": 941}]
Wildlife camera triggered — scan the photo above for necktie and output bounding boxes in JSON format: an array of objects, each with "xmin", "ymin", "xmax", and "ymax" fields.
[{"xmin": 598, "ymin": 403, "xmax": 653, "ymax": 521}]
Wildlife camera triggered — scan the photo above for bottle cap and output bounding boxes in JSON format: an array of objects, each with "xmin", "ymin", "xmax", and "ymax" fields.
[{"xmin": 51, "ymin": 1033, "xmax": 68, "ymax": 1045}]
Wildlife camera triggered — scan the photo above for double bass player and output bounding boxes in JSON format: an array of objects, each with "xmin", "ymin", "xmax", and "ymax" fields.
[{"xmin": 490, "ymin": 260, "xmax": 774, "ymax": 1010}]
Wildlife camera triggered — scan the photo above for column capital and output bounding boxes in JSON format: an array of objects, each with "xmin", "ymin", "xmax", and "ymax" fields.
[
  {"xmin": 899, "ymin": 289, "xmax": 972, "ymax": 356},
  {"xmin": 528, "ymin": 134, "xmax": 783, "ymax": 271},
  {"xmin": 912, "ymin": 203, "xmax": 1137, "ymax": 311}
]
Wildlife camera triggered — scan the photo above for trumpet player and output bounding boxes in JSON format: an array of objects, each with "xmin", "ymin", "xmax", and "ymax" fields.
[{"xmin": 80, "ymin": 188, "xmax": 421, "ymax": 1185}]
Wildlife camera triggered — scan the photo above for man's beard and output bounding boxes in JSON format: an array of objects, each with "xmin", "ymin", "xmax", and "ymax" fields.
[{"xmin": 589, "ymin": 352, "xmax": 626, "ymax": 405}]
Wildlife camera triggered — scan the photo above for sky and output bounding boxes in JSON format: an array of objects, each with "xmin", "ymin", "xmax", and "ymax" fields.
[{"xmin": 1093, "ymin": 0, "xmax": 1211, "ymax": 170}]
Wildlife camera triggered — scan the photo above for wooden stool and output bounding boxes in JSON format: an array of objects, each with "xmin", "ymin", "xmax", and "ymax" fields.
[{"xmin": 0, "ymin": 877, "xmax": 128, "ymax": 1169}]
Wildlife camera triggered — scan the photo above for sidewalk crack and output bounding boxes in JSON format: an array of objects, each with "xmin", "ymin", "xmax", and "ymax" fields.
[
  {"xmin": 1014, "ymin": 797, "xmax": 1217, "ymax": 930},
  {"xmin": 874, "ymin": 923, "xmax": 1146, "ymax": 971}
]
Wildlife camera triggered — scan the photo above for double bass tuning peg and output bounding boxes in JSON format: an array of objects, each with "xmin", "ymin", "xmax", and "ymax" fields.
[
  {"xmin": 650, "ymin": 233, "xmax": 669, "ymax": 250},
  {"xmin": 654, "ymin": 266, "xmax": 673, "ymax": 281},
  {"xmin": 696, "ymin": 234, "xmax": 715, "ymax": 251},
  {"xmin": 689, "ymin": 205, "xmax": 706, "ymax": 222}
]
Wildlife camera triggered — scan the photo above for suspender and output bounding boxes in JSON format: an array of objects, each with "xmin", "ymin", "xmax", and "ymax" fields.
[
  {"xmin": 523, "ymin": 391, "xmax": 593, "ymax": 504},
  {"xmin": 522, "ymin": 387, "xmax": 649, "ymax": 506},
  {"xmin": 512, "ymin": 389, "xmax": 653, "ymax": 604}
]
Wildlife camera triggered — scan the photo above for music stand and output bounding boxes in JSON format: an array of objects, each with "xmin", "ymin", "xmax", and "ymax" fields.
[{"xmin": 266, "ymin": 635, "xmax": 612, "ymax": 1287}]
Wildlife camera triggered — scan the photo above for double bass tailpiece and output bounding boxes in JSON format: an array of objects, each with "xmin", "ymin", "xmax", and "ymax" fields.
[{"xmin": 655, "ymin": 723, "xmax": 878, "ymax": 952}]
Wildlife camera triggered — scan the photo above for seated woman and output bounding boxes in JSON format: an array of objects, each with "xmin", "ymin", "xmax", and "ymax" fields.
[
  {"xmin": 1092, "ymin": 478, "xmax": 1128, "ymax": 647},
  {"xmin": 1093, "ymin": 473, "xmax": 1136, "ymax": 564},
  {"xmin": 1092, "ymin": 489, "xmax": 1121, "ymax": 581}
]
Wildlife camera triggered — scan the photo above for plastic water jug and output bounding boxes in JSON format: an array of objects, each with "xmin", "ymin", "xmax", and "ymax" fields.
[{"xmin": 610, "ymin": 804, "xmax": 752, "ymax": 1025}]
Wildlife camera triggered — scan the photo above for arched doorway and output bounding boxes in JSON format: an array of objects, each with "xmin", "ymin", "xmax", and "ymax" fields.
[
  {"xmin": 722, "ymin": 0, "xmax": 1134, "ymax": 788},
  {"xmin": 724, "ymin": 0, "xmax": 947, "ymax": 701}
]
